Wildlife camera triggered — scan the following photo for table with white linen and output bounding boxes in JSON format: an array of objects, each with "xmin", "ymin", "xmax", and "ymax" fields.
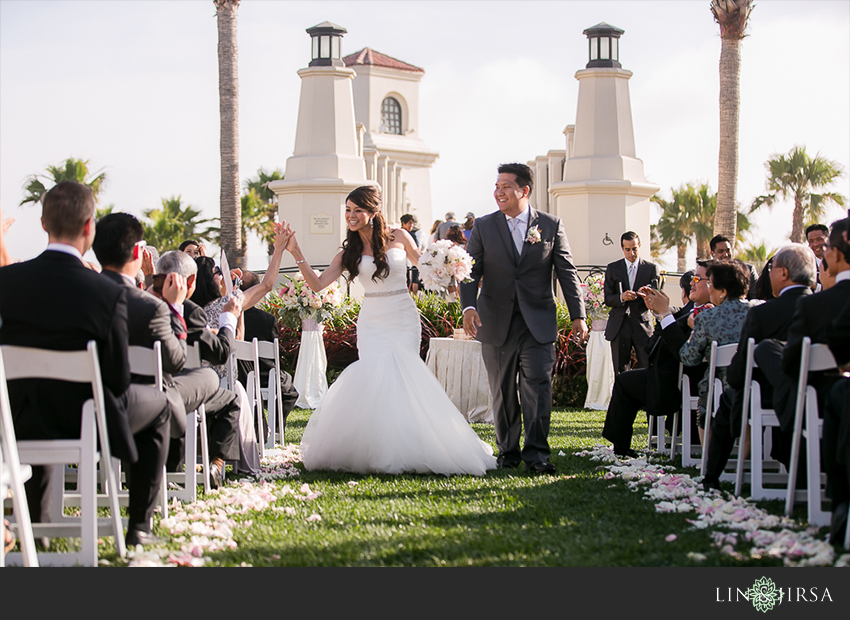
[{"xmin": 425, "ymin": 337, "xmax": 494, "ymax": 424}]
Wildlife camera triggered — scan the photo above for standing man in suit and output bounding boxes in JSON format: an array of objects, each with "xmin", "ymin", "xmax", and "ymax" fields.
[
  {"xmin": 805, "ymin": 223, "xmax": 829, "ymax": 291},
  {"xmin": 602, "ymin": 269, "xmax": 707, "ymax": 458},
  {"xmin": 604, "ymin": 232, "xmax": 661, "ymax": 375},
  {"xmin": 710, "ymin": 234, "xmax": 759, "ymax": 300},
  {"xmin": 460, "ymin": 163, "xmax": 587, "ymax": 474},
  {"xmin": 0, "ymin": 181, "xmax": 170, "ymax": 547},
  {"xmin": 701, "ymin": 244, "xmax": 815, "ymax": 490}
]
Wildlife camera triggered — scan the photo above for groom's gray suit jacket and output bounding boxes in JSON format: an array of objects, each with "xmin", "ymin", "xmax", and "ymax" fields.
[{"xmin": 459, "ymin": 207, "xmax": 585, "ymax": 344}]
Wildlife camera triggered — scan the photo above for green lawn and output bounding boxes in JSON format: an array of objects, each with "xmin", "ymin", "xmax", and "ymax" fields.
[{"xmin": 109, "ymin": 406, "xmax": 843, "ymax": 567}]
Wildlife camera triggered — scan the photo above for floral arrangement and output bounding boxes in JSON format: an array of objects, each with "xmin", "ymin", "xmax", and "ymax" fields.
[
  {"xmin": 525, "ymin": 225, "xmax": 542, "ymax": 244},
  {"xmin": 417, "ymin": 239, "xmax": 474, "ymax": 294},
  {"xmin": 580, "ymin": 273, "xmax": 609, "ymax": 321},
  {"xmin": 275, "ymin": 272, "xmax": 350, "ymax": 327}
]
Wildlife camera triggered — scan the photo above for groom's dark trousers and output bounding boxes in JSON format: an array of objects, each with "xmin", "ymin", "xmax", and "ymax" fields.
[{"xmin": 481, "ymin": 304, "xmax": 556, "ymax": 468}]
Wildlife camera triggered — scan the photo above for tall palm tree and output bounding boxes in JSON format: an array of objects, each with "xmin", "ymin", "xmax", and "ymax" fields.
[
  {"xmin": 711, "ymin": 0, "xmax": 754, "ymax": 242},
  {"xmin": 215, "ymin": 0, "xmax": 242, "ymax": 267},
  {"xmin": 750, "ymin": 146, "xmax": 846, "ymax": 243},
  {"xmin": 244, "ymin": 167, "xmax": 284, "ymax": 254},
  {"xmin": 142, "ymin": 196, "xmax": 217, "ymax": 252},
  {"xmin": 20, "ymin": 157, "xmax": 107, "ymax": 206}
]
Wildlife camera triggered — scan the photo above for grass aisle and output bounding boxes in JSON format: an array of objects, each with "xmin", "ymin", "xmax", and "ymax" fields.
[{"xmin": 119, "ymin": 407, "xmax": 846, "ymax": 567}]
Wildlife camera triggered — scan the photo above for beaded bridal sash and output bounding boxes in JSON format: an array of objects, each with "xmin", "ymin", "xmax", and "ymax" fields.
[{"xmin": 364, "ymin": 289, "xmax": 408, "ymax": 298}]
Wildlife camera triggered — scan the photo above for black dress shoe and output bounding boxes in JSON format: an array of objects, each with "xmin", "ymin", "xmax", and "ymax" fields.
[
  {"xmin": 615, "ymin": 448, "xmax": 639, "ymax": 459},
  {"xmin": 702, "ymin": 479, "xmax": 722, "ymax": 492},
  {"xmin": 527, "ymin": 462, "xmax": 557, "ymax": 475},
  {"xmin": 209, "ymin": 462, "xmax": 224, "ymax": 490},
  {"xmin": 126, "ymin": 530, "xmax": 165, "ymax": 547},
  {"xmin": 496, "ymin": 457, "xmax": 521, "ymax": 470}
]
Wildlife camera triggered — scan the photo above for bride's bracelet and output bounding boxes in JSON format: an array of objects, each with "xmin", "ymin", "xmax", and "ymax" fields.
[{"xmin": 295, "ymin": 259, "xmax": 306, "ymax": 265}]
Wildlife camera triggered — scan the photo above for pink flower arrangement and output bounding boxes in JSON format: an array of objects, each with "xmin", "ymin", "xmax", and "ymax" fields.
[
  {"xmin": 579, "ymin": 273, "xmax": 609, "ymax": 321},
  {"xmin": 276, "ymin": 272, "xmax": 349, "ymax": 325},
  {"xmin": 418, "ymin": 239, "xmax": 474, "ymax": 294}
]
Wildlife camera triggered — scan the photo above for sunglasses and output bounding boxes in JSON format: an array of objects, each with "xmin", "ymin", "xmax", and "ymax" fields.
[
  {"xmin": 691, "ymin": 275, "xmax": 709, "ymax": 284},
  {"xmin": 213, "ymin": 266, "xmax": 222, "ymax": 276}
]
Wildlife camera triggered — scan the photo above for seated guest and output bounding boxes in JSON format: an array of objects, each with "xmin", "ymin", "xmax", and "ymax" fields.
[
  {"xmin": 755, "ymin": 219, "xmax": 850, "ymax": 472},
  {"xmin": 235, "ymin": 271, "xmax": 299, "ymax": 442},
  {"xmin": 179, "ymin": 239, "xmax": 205, "ymax": 259},
  {"xmin": 750, "ymin": 256, "xmax": 776, "ymax": 302},
  {"xmin": 650, "ymin": 260, "xmax": 752, "ymax": 448},
  {"xmin": 155, "ymin": 250, "xmax": 243, "ymax": 487},
  {"xmin": 0, "ymin": 181, "xmax": 169, "ymax": 547},
  {"xmin": 824, "ymin": 294, "xmax": 850, "ymax": 544},
  {"xmin": 701, "ymin": 244, "xmax": 815, "ymax": 491},
  {"xmin": 602, "ymin": 268, "xmax": 708, "ymax": 458},
  {"xmin": 92, "ymin": 213, "xmax": 221, "ymax": 444},
  {"xmin": 190, "ymin": 226, "xmax": 290, "ymax": 380}
]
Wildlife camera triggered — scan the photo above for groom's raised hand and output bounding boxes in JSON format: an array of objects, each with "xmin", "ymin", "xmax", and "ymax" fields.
[{"xmin": 462, "ymin": 308, "xmax": 482, "ymax": 338}]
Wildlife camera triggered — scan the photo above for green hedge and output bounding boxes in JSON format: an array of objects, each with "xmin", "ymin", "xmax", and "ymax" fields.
[{"xmin": 258, "ymin": 293, "xmax": 592, "ymax": 408}]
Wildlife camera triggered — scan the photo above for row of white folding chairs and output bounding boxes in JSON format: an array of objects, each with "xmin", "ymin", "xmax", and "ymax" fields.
[
  {"xmin": 729, "ymin": 337, "xmax": 845, "ymax": 545},
  {"xmin": 0, "ymin": 341, "xmax": 126, "ymax": 566},
  {"xmin": 226, "ymin": 337, "xmax": 286, "ymax": 454}
]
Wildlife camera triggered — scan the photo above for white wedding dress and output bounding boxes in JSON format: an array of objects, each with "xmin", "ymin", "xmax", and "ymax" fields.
[{"xmin": 300, "ymin": 247, "xmax": 497, "ymax": 476}]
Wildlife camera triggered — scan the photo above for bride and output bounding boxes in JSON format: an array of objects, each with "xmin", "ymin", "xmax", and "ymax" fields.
[{"xmin": 281, "ymin": 185, "xmax": 496, "ymax": 476}]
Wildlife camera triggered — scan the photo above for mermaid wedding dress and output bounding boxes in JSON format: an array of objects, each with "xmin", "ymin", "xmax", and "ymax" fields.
[{"xmin": 300, "ymin": 247, "xmax": 497, "ymax": 476}]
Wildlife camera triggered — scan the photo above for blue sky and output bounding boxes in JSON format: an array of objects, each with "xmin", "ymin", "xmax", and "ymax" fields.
[{"xmin": 2, "ymin": 0, "xmax": 848, "ymax": 269}]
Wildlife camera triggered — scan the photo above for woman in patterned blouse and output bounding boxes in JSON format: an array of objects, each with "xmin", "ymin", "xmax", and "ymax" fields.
[{"xmin": 680, "ymin": 260, "xmax": 755, "ymax": 444}]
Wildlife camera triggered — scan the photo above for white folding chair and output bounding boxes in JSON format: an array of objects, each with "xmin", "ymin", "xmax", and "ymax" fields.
[
  {"xmin": 230, "ymin": 338, "xmax": 265, "ymax": 461},
  {"xmin": 699, "ymin": 342, "xmax": 738, "ymax": 476},
  {"xmin": 126, "ymin": 342, "xmax": 169, "ymax": 520},
  {"xmin": 167, "ymin": 342, "xmax": 211, "ymax": 500},
  {"xmin": 257, "ymin": 338, "xmax": 285, "ymax": 449},
  {"xmin": 677, "ymin": 366, "xmax": 701, "ymax": 468},
  {"xmin": 734, "ymin": 338, "xmax": 785, "ymax": 498},
  {"xmin": 0, "ymin": 341, "xmax": 126, "ymax": 566},
  {"xmin": 0, "ymin": 349, "xmax": 38, "ymax": 567},
  {"xmin": 785, "ymin": 337, "xmax": 836, "ymax": 527}
]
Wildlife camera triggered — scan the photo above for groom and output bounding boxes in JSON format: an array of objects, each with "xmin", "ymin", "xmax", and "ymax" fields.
[{"xmin": 461, "ymin": 163, "xmax": 588, "ymax": 474}]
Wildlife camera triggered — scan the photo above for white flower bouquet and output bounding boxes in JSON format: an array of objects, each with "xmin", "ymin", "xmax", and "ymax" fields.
[
  {"xmin": 417, "ymin": 240, "xmax": 474, "ymax": 295},
  {"xmin": 580, "ymin": 273, "xmax": 609, "ymax": 322},
  {"xmin": 277, "ymin": 272, "xmax": 349, "ymax": 325}
]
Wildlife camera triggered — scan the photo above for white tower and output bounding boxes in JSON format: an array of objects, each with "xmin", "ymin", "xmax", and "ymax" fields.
[
  {"xmin": 270, "ymin": 22, "xmax": 376, "ymax": 270},
  {"xmin": 550, "ymin": 23, "xmax": 659, "ymax": 267},
  {"xmin": 344, "ymin": 48, "xmax": 439, "ymax": 228}
]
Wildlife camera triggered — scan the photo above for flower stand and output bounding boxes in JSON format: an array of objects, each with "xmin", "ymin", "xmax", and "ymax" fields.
[
  {"xmin": 293, "ymin": 318, "xmax": 328, "ymax": 409},
  {"xmin": 584, "ymin": 318, "xmax": 615, "ymax": 410}
]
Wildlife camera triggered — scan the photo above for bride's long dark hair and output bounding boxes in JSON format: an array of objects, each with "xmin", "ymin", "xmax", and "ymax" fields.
[{"xmin": 340, "ymin": 185, "xmax": 390, "ymax": 283}]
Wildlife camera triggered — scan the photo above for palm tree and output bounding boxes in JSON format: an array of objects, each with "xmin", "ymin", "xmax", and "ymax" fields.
[
  {"xmin": 736, "ymin": 241, "xmax": 776, "ymax": 273},
  {"xmin": 654, "ymin": 182, "xmax": 752, "ymax": 268},
  {"xmin": 20, "ymin": 157, "xmax": 107, "ymax": 206},
  {"xmin": 244, "ymin": 167, "xmax": 284, "ymax": 254},
  {"xmin": 141, "ymin": 196, "xmax": 217, "ymax": 252},
  {"xmin": 750, "ymin": 146, "xmax": 846, "ymax": 243},
  {"xmin": 653, "ymin": 189, "xmax": 691, "ymax": 273},
  {"xmin": 711, "ymin": 0, "xmax": 754, "ymax": 242},
  {"xmin": 214, "ymin": 0, "xmax": 242, "ymax": 267}
]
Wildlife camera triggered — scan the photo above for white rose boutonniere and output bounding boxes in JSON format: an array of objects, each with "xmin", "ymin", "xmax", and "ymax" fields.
[{"xmin": 525, "ymin": 226, "xmax": 542, "ymax": 244}]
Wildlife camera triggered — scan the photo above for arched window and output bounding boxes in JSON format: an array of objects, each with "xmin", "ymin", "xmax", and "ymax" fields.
[{"xmin": 381, "ymin": 97, "xmax": 402, "ymax": 135}]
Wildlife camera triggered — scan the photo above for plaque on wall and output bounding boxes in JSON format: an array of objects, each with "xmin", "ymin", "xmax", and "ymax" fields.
[{"xmin": 309, "ymin": 213, "xmax": 333, "ymax": 235}]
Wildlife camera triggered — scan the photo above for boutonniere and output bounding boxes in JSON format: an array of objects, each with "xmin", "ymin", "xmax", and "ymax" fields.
[{"xmin": 525, "ymin": 226, "xmax": 542, "ymax": 244}]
